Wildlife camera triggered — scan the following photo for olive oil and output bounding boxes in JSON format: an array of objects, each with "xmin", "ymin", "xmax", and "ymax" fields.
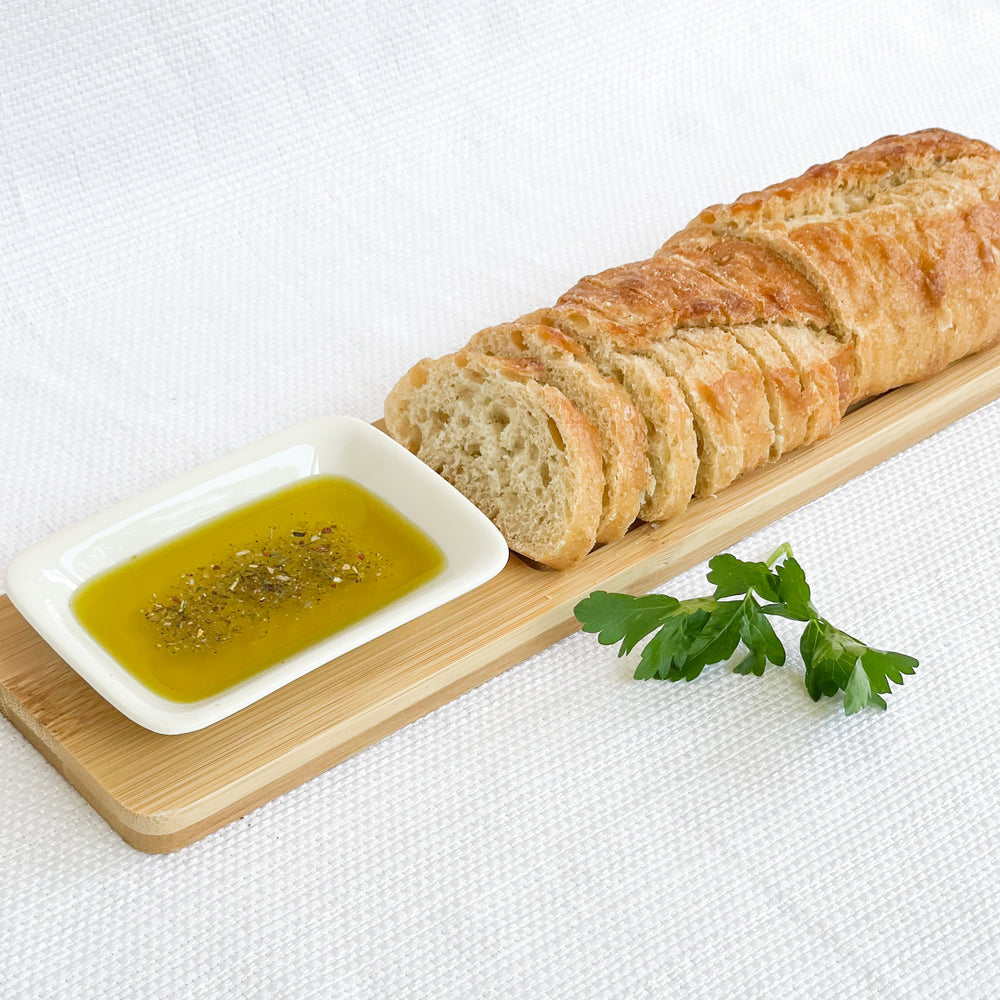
[{"xmin": 71, "ymin": 476, "xmax": 444, "ymax": 703}]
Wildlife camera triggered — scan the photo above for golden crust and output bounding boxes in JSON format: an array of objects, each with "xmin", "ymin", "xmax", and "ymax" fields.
[
  {"xmin": 685, "ymin": 129, "xmax": 1000, "ymax": 232},
  {"xmin": 647, "ymin": 336, "xmax": 749, "ymax": 496},
  {"xmin": 765, "ymin": 325, "xmax": 849, "ymax": 442},
  {"xmin": 560, "ymin": 255, "xmax": 752, "ymax": 328},
  {"xmin": 722, "ymin": 324, "xmax": 812, "ymax": 459},
  {"xmin": 670, "ymin": 129, "xmax": 1000, "ymax": 400},
  {"xmin": 658, "ymin": 236, "xmax": 831, "ymax": 331},
  {"xmin": 675, "ymin": 328, "xmax": 774, "ymax": 481}
]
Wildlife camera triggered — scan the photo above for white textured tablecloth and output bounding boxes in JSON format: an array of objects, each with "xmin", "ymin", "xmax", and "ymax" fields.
[{"xmin": 3, "ymin": 2, "xmax": 1000, "ymax": 997}]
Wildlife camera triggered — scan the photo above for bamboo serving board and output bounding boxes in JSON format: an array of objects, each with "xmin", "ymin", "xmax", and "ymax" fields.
[{"xmin": 3, "ymin": 345, "xmax": 1000, "ymax": 853}]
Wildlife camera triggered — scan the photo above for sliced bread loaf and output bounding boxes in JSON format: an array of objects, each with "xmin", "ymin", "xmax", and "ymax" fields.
[{"xmin": 384, "ymin": 131, "xmax": 1000, "ymax": 570}]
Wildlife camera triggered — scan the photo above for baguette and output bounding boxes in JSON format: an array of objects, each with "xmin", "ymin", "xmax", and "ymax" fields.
[{"xmin": 385, "ymin": 129, "xmax": 1000, "ymax": 568}]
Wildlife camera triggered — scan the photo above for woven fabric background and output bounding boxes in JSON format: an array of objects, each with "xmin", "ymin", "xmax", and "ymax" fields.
[{"xmin": 2, "ymin": 1, "xmax": 1000, "ymax": 997}]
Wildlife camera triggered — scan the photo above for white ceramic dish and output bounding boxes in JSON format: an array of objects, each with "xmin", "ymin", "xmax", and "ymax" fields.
[{"xmin": 4, "ymin": 416, "xmax": 509, "ymax": 735}]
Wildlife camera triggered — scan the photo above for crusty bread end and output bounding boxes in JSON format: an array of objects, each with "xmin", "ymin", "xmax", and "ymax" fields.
[{"xmin": 384, "ymin": 351, "xmax": 604, "ymax": 569}]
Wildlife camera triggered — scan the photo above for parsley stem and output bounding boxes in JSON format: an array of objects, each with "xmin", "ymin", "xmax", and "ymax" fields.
[{"xmin": 765, "ymin": 541, "xmax": 794, "ymax": 567}]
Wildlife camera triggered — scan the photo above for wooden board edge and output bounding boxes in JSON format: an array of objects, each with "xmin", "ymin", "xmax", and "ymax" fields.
[{"xmin": 108, "ymin": 617, "xmax": 580, "ymax": 852}]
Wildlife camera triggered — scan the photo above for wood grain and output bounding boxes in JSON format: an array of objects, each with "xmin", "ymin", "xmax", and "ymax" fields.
[{"xmin": 3, "ymin": 344, "xmax": 1000, "ymax": 853}]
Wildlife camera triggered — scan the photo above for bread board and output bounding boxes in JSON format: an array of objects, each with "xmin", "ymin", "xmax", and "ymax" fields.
[{"xmin": 2, "ymin": 343, "xmax": 999, "ymax": 853}]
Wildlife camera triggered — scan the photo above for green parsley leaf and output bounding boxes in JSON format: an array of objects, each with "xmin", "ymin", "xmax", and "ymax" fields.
[
  {"xmin": 633, "ymin": 603, "xmax": 713, "ymax": 680},
  {"xmin": 800, "ymin": 617, "xmax": 861, "ymax": 700},
  {"xmin": 800, "ymin": 618, "xmax": 918, "ymax": 713},
  {"xmin": 768, "ymin": 556, "xmax": 816, "ymax": 621},
  {"xmin": 734, "ymin": 596, "xmax": 785, "ymax": 674},
  {"xmin": 706, "ymin": 552, "xmax": 779, "ymax": 601},
  {"xmin": 682, "ymin": 599, "xmax": 745, "ymax": 675},
  {"xmin": 574, "ymin": 591, "xmax": 680, "ymax": 656}
]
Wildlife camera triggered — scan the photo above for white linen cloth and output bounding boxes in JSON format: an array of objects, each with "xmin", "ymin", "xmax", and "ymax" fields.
[{"xmin": 2, "ymin": 1, "xmax": 999, "ymax": 996}]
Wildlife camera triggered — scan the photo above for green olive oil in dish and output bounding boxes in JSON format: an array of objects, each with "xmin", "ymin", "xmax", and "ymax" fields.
[{"xmin": 70, "ymin": 475, "xmax": 445, "ymax": 703}]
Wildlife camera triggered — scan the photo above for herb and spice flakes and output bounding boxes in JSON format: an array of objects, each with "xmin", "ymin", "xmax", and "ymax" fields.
[{"xmin": 142, "ymin": 523, "xmax": 387, "ymax": 654}]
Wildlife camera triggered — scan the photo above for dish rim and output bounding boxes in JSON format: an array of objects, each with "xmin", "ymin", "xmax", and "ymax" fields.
[{"xmin": 4, "ymin": 415, "xmax": 510, "ymax": 734}]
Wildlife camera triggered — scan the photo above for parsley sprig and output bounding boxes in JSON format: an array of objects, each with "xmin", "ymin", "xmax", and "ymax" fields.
[{"xmin": 574, "ymin": 543, "xmax": 917, "ymax": 715}]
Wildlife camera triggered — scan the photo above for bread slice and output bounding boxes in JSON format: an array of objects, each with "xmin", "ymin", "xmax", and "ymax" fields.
[
  {"xmin": 466, "ymin": 322, "xmax": 649, "ymax": 542},
  {"xmin": 724, "ymin": 324, "xmax": 812, "ymax": 458},
  {"xmin": 524, "ymin": 306, "xmax": 698, "ymax": 523},
  {"xmin": 383, "ymin": 350, "xmax": 603, "ymax": 569},
  {"xmin": 643, "ymin": 336, "xmax": 748, "ymax": 496},
  {"xmin": 674, "ymin": 328, "xmax": 774, "ymax": 474},
  {"xmin": 766, "ymin": 324, "xmax": 852, "ymax": 442}
]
